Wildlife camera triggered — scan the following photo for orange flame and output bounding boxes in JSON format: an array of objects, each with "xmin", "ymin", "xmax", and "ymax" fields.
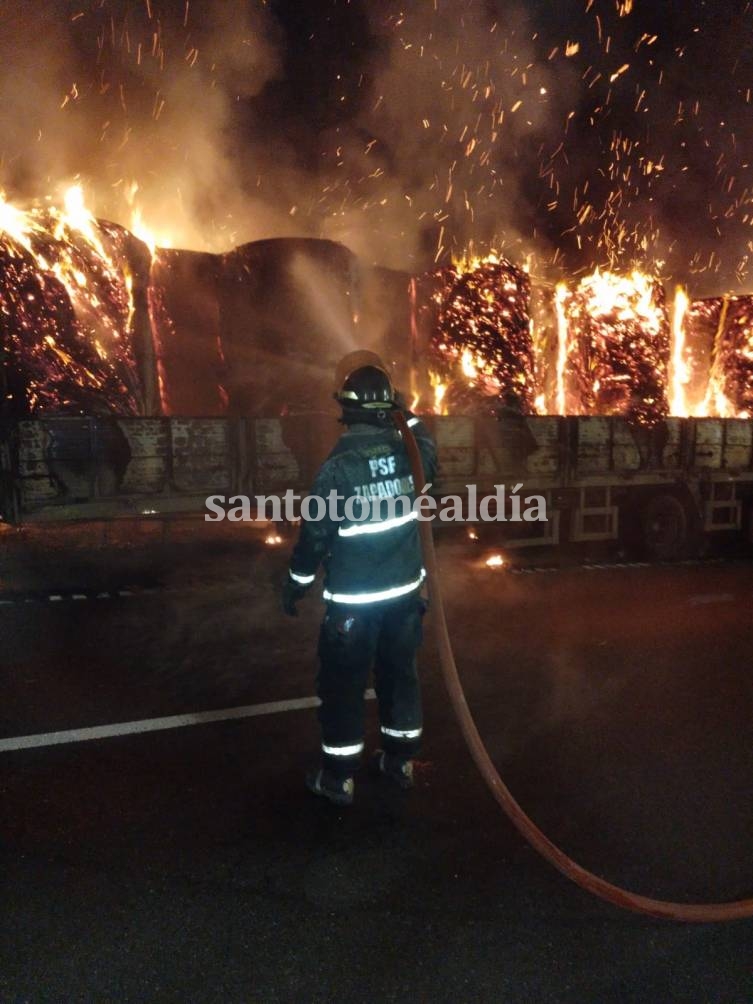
[
  {"xmin": 429, "ymin": 371, "xmax": 448, "ymax": 415},
  {"xmin": 0, "ymin": 184, "xmax": 142, "ymax": 413},
  {"xmin": 555, "ymin": 282, "xmax": 569, "ymax": 415},
  {"xmin": 670, "ymin": 286, "xmax": 691, "ymax": 417}
]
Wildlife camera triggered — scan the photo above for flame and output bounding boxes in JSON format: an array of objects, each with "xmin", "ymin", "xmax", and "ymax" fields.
[
  {"xmin": 670, "ymin": 287, "xmax": 691, "ymax": 417},
  {"xmin": 0, "ymin": 191, "xmax": 41, "ymax": 254},
  {"xmin": 420, "ymin": 254, "xmax": 536, "ymax": 417},
  {"xmin": 461, "ymin": 348, "xmax": 479, "ymax": 379},
  {"xmin": 713, "ymin": 390, "xmax": 736, "ymax": 417},
  {"xmin": 702, "ymin": 295, "xmax": 738, "ymax": 417},
  {"xmin": 130, "ymin": 207, "xmax": 158, "ymax": 256},
  {"xmin": 125, "ymin": 181, "xmax": 171, "ymax": 256},
  {"xmin": 0, "ymin": 184, "xmax": 143, "ymax": 414},
  {"xmin": 429, "ymin": 370, "xmax": 448, "ymax": 415},
  {"xmin": 556, "ymin": 269, "xmax": 670, "ymax": 424},
  {"xmin": 486, "ymin": 553, "xmax": 506, "ymax": 568},
  {"xmin": 577, "ymin": 269, "xmax": 663, "ymax": 333},
  {"xmin": 555, "ymin": 282, "xmax": 569, "ymax": 415},
  {"xmin": 452, "ymin": 250, "xmax": 501, "ymax": 273},
  {"xmin": 418, "ymin": 257, "xmax": 752, "ymax": 422},
  {"xmin": 457, "ymin": 346, "xmax": 506, "ymax": 398},
  {"xmin": 130, "ymin": 208, "xmax": 174, "ymax": 257},
  {"xmin": 59, "ymin": 184, "xmax": 108, "ymax": 260},
  {"xmin": 716, "ymin": 298, "xmax": 753, "ymax": 417},
  {"xmin": 3, "ymin": 181, "xmax": 753, "ymax": 422}
]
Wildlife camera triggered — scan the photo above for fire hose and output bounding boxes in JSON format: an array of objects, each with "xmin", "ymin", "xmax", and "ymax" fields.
[{"xmin": 394, "ymin": 409, "xmax": 753, "ymax": 923}]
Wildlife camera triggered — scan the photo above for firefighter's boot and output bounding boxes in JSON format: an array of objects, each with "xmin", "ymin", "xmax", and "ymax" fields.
[
  {"xmin": 370, "ymin": 750, "xmax": 414, "ymax": 790},
  {"xmin": 305, "ymin": 767, "xmax": 355, "ymax": 806}
]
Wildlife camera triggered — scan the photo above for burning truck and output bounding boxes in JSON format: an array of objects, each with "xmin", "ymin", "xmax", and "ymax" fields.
[{"xmin": 1, "ymin": 190, "xmax": 753, "ymax": 559}]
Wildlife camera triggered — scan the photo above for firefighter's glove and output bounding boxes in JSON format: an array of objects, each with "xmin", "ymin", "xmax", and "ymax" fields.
[{"xmin": 282, "ymin": 576, "xmax": 310, "ymax": 617}]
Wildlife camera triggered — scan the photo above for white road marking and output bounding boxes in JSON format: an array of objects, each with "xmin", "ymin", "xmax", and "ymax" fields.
[
  {"xmin": 0, "ymin": 689, "xmax": 377, "ymax": 754},
  {"xmin": 687, "ymin": 593, "xmax": 736, "ymax": 606}
]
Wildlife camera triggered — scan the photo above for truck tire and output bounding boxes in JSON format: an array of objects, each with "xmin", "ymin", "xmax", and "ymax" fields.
[{"xmin": 640, "ymin": 493, "xmax": 688, "ymax": 561}]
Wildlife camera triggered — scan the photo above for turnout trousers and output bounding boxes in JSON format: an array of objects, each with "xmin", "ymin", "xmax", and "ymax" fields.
[{"xmin": 316, "ymin": 594, "xmax": 426, "ymax": 776}]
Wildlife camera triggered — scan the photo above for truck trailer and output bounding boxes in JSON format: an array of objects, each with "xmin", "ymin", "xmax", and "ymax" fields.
[{"xmin": 2, "ymin": 412, "xmax": 751, "ymax": 560}]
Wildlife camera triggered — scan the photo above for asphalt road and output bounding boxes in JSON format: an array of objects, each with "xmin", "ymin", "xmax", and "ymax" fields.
[{"xmin": 1, "ymin": 533, "xmax": 753, "ymax": 1003}]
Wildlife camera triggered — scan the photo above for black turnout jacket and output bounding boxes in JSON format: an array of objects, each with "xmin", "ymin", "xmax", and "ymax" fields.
[{"xmin": 288, "ymin": 414, "xmax": 437, "ymax": 605}]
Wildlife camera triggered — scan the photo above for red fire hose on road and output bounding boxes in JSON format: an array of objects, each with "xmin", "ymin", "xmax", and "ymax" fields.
[{"xmin": 395, "ymin": 410, "xmax": 753, "ymax": 923}]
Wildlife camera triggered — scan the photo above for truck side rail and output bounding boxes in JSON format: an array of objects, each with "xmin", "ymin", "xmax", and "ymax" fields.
[{"xmin": 1, "ymin": 414, "xmax": 751, "ymax": 524}]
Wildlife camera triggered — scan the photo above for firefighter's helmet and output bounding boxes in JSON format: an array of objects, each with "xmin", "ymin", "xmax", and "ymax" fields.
[{"xmin": 334, "ymin": 350, "xmax": 395, "ymax": 409}]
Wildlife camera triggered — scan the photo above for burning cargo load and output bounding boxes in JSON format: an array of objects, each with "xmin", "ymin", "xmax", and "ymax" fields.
[
  {"xmin": 412, "ymin": 255, "xmax": 535, "ymax": 415},
  {"xmin": 0, "ymin": 192, "xmax": 367, "ymax": 420},
  {"xmin": 218, "ymin": 238, "xmax": 360, "ymax": 416},
  {"xmin": 669, "ymin": 290, "xmax": 711, "ymax": 417},
  {"xmin": 148, "ymin": 249, "xmax": 224, "ymax": 416},
  {"xmin": 556, "ymin": 270, "xmax": 671, "ymax": 426},
  {"xmin": 0, "ymin": 188, "xmax": 156, "ymax": 417},
  {"xmin": 679, "ymin": 295, "xmax": 753, "ymax": 419},
  {"xmin": 1, "ymin": 182, "xmax": 752, "ymax": 426},
  {"xmin": 132, "ymin": 237, "xmax": 366, "ymax": 418}
]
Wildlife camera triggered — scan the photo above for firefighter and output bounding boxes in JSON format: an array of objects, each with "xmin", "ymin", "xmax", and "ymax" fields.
[{"xmin": 282, "ymin": 351, "xmax": 437, "ymax": 806}]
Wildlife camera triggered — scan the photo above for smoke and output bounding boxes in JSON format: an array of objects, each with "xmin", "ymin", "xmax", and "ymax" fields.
[
  {"xmin": 0, "ymin": 4, "xmax": 87, "ymax": 189},
  {"xmin": 0, "ymin": 0, "xmax": 286, "ymax": 250},
  {"xmin": 322, "ymin": 0, "xmax": 753, "ymax": 287},
  {"xmin": 319, "ymin": 0, "xmax": 580, "ymax": 270},
  {"xmin": 2, "ymin": 1, "xmax": 753, "ymax": 287},
  {"xmin": 0, "ymin": 0, "xmax": 578, "ymax": 270}
]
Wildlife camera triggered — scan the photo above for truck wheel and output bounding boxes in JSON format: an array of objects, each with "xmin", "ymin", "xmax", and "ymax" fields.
[{"xmin": 641, "ymin": 494, "xmax": 688, "ymax": 561}]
